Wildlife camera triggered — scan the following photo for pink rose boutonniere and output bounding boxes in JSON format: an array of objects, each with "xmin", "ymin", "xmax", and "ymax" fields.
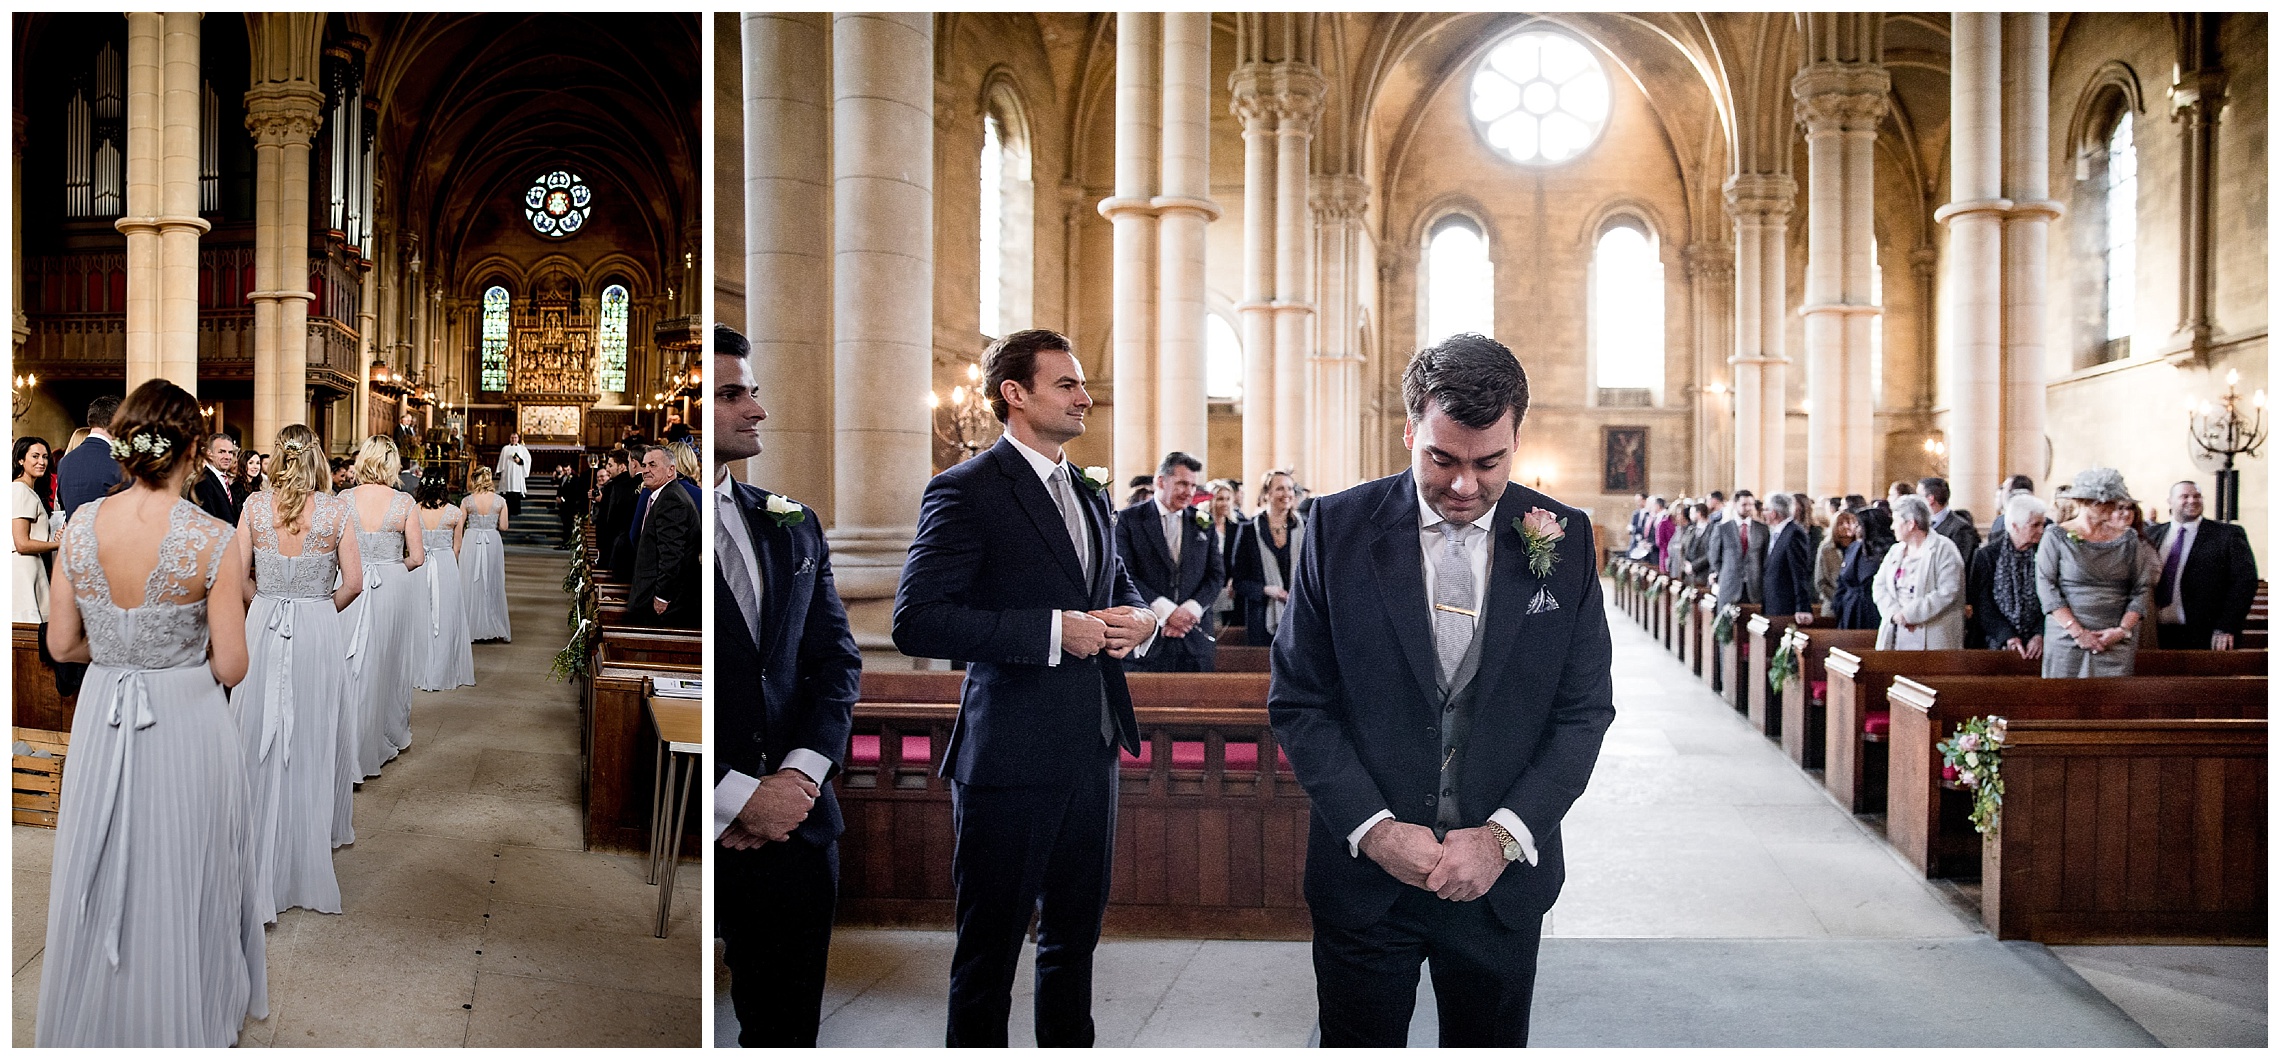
[{"xmin": 1514, "ymin": 507, "xmax": 1568, "ymax": 578}]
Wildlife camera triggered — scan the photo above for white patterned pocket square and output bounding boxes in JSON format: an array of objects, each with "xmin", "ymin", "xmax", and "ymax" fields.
[
  {"xmin": 1526, "ymin": 586, "xmax": 1559, "ymax": 615},
  {"xmin": 796, "ymin": 557, "xmax": 817, "ymax": 576}
]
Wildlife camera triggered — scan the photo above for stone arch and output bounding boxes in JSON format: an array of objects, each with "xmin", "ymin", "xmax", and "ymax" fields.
[{"xmin": 2065, "ymin": 60, "xmax": 2144, "ymax": 182}]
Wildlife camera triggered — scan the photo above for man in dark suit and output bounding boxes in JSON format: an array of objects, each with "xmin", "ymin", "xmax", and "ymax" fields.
[
  {"xmin": 1114, "ymin": 451, "xmax": 1226, "ymax": 672},
  {"xmin": 1706, "ymin": 493, "xmax": 1765, "ymax": 610},
  {"xmin": 192, "ymin": 432, "xmax": 242, "ymax": 525},
  {"xmin": 1760, "ymin": 493, "xmax": 1816, "ymax": 626},
  {"xmin": 892, "ymin": 328, "xmax": 1160, "ymax": 1047},
  {"xmin": 55, "ymin": 394, "xmax": 123, "ymax": 520},
  {"xmin": 593, "ymin": 449, "xmax": 639, "ymax": 572},
  {"xmin": 1919, "ymin": 476, "xmax": 1980, "ymax": 561},
  {"xmin": 627, "ymin": 445, "xmax": 697, "ymax": 628},
  {"xmin": 2148, "ymin": 480, "xmax": 2261, "ymax": 651},
  {"xmin": 711, "ymin": 326, "xmax": 862, "ymax": 1047},
  {"xmin": 1270, "ymin": 333, "xmax": 1613, "ymax": 1046}
]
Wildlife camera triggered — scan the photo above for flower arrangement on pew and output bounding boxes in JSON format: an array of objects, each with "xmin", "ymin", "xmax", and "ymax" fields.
[
  {"xmin": 550, "ymin": 513, "xmax": 597, "ymax": 683},
  {"xmin": 1713, "ymin": 604, "xmax": 1740, "ymax": 645},
  {"xmin": 1767, "ymin": 637, "xmax": 1799, "ymax": 694},
  {"xmin": 1936, "ymin": 716, "xmax": 2008, "ymax": 835}
]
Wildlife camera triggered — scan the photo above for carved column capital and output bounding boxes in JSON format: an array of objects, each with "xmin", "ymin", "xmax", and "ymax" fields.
[
  {"xmin": 1723, "ymin": 173, "xmax": 1797, "ymax": 221},
  {"xmin": 1682, "ymin": 242, "xmax": 1735, "ymax": 283},
  {"xmin": 1309, "ymin": 173, "xmax": 1369, "ymax": 224},
  {"xmin": 243, "ymin": 81, "xmax": 327, "ymax": 146},
  {"xmin": 1230, "ymin": 61, "xmax": 1325, "ymax": 134},
  {"xmin": 1791, "ymin": 63, "xmax": 1890, "ymax": 134}
]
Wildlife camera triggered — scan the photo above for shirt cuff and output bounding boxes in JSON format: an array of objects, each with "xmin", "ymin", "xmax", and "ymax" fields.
[
  {"xmin": 779, "ymin": 749, "xmax": 832, "ymax": 786},
  {"xmin": 1130, "ymin": 608, "xmax": 1160, "ymax": 658},
  {"xmin": 1490, "ymin": 808, "xmax": 1539, "ymax": 866},
  {"xmin": 714, "ymin": 769, "xmax": 761, "ymax": 841},
  {"xmin": 1047, "ymin": 610, "xmax": 1064, "ymax": 667},
  {"xmin": 1177, "ymin": 599, "xmax": 1205, "ymax": 621},
  {"xmin": 1347, "ymin": 809, "xmax": 1395, "ymax": 857},
  {"xmin": 1149, "ymin": 597, "xmax": 1176, "ymax": 621}
]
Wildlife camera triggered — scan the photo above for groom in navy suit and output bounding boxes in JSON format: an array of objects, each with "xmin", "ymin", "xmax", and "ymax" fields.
[
  {"xmin": 1270, "ymin": 333, "xmax": 1615, "ymax": 1047},
  {"xmin": 1114, "ymin": 451, "xmax": 1226, "ymax": 672},
  {"xmin": 893, "ymin": 328, "xmax": 1160, "ymax": 1047},
  {"xmin": 710, "ymin": 326, "xmax": 862, "ymax": 1046}
]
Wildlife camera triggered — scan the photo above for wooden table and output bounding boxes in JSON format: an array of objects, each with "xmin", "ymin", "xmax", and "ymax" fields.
[{"xmin": 645, "ymin": 690, "xmax": 703, "ymax": 938}]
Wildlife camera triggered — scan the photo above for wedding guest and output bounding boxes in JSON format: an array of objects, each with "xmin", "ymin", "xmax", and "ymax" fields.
[
  {"xmin": 1885, "ymin": 480, "xmax": 1915, "ymax": 507},
  {"xmin": 13, "ymin": 437, "xmax": 59, "ymax": 622},
  {"xmin": 330, "ymin": 457, "xmax": 356, "ymax": 492},
  {"xmin": 1971, "ymin": 492, "xmax": 2049, "ymax": 661},
  {"xmin": 341, "ymin": 436, "xmax": 426, "ymax": 783},
  {"xmin": 55, "ymin": 394, "xmax": 123, "ymax": 520},
  {"xmin": 1232, "ymin": 469, "xmax": 1304, "ymax": 645},
  {"xmin": 1791, "ymin": 492, "xmax": 1823, "ymax": 554},
  {"xmin": 2038, "ymin": 468, "xmax": 2156, "ymax": 677},
  {"xmin": 1677, "ymin": 503, "xmax": 1714, "ymax": 589},
  {"xmin": 1206, "ymin": 481, "xmax": 1241, "ymax": 633},
  {"xmin": 229, "ymin": 423, "xmax": 361, "ymax": 920},
  {"xmin": 461, "ymin": 468, "xmax": 512, "ymax": 642},
  {"xmin": 1761, "ymin": 493, "xmax": 1816, "ymax": 626},
  {"xmin": 628, "ymin": 443, "xmax": 698, "ymax": 628},
  {"xmin": 1986, "ymin": 474, "xmax": 2034, "ymax": 538},
  {"xmin": 194, "ymin": 432, "xmax": 243, "ymax": 525},
  {"xmin": 1625, "ymin": 491, "xmax": 1651, "ymax": 558},
  {"xmin": 1871, "ymin": 495, "xmax": 1964, "ymax": 649},
  {"xmin": 1706, "ymin": 493, "xmax": 1763, "ymax": 610},
  {"xmin": 36, "ymin": 379, "xmax": 265, "ymax": 1046},
  {"xmin": 2146, "ymin": 480, "xmax": 2260, "ymax": 651},
  {"xmin": 1813, "ymin": 509, "xmax": 1858, "ymax": 619},
  {"xmin": 1648, "ymin": 496, "xmax": 1676, "ymax": 568},
  {"xmin": 1125, "ymin": 474, "xmax": 1155, "ymax": 509},
  {"xmin": 1830, "ymin": 506, "xmax": 1893, "ymax": 630},
  {"xmin": 414, "ymin": 473, "xmax": 474, "ymax": 691},
  {"xmin": 595, "ymin": 449, "xmax": 639, "ymax": 573}
]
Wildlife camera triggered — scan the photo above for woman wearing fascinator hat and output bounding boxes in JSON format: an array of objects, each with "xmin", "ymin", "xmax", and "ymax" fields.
[{"xmin": 2035, "ymin": 467, "xmax": 2158, "ymax": 678}]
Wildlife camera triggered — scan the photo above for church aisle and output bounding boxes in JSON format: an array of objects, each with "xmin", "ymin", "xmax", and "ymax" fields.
[
  {"xmin": 718, "ymin": 590, "xmax": 2259, "ymax": 1048},
  {"xmin": 12, "ymin": 546, "xmax": 699, "ymax": 1047}
]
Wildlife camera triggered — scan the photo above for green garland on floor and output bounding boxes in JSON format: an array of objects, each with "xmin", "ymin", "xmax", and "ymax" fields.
[{"xmin": 1767, "ymin": 638, "xmax": 1799, "ymax": 694}]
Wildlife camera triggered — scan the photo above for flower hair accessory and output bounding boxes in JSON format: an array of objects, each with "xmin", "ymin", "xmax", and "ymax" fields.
[
  {"xmin": 109, "ymin": 429, "xmax": 173, "ymax": 461},
  {"xmin": 279, "ymin": 439, "xmax": 307, "ymax": 455},
  {"xmin": 1513, "ymin": 507, "xmax": 1568, "ymax": 578}
]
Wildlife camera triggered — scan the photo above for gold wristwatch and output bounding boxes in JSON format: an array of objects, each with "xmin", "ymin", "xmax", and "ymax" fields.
[{"xmin": 1484, "ymin": 820, "xmax": 1523, "ymax": 862}]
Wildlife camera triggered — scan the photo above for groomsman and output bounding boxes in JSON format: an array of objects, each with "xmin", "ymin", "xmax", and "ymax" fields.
[
  {"xmin": 711, "ymin": 326, "xmax": 861, "ymax": 1046},
  {"xmin": 1269, "ymin": 333, "xmax": 1614, "ymax": 1046},
  {"xmin": 1115, "ymin": 451, "xmax": 1226, "ymax": 672},
  {"xmin": 1760, "ymin": 493, "xmax": 1816, "ymax": 626},
  {"xmin": 193, "ymin": 432, "xmax": 242, "ymax": 525},
  {"xmin": 2147, "ymin": 480, "xmax": 2260, "ymax": 650},
  {"xmin": 56, "ymin": 394, "xmax": 123, "ymax": 519},
  {"xmin": 892, "ymin": 328, "xmax": 1159, "ymax": 1047}
]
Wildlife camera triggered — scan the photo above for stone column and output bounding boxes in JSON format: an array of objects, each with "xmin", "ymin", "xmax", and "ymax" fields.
[
  {"xmin": 1153, "ymin": 11, "xmax": 1217, "ymax": 463},
  {"xmin": 154, "ymin": 13, "xmax": 205, "ymax": 390},
  {"xmin": 1999, "ymin": 12, "xmax": 2059, "ymax": 495},
  {"xmin": 742, "ymin": 12, "xmax": 834, "ymax": 515},
  {"xmin": 1269, "ymin": 74, "xmax": 1319, "ymax": 475},
  {"xmin": 1099, "ymin": 13, "xmax": 1160, "ymax": 484},
  {"xmin": 117, "ymin": 13, "xmax": 163, "ymax": 392},
  {"xmin": 830, "ymin": 12, "xmax": 933, "ymax": 650},
  {"xmin": 1230, "ymin": 65, "xmax": 1278, "ymax": 487},
  {"xmin": 1935, "ymin": 13, "xmax": 2005, "ymax": 522},
  {"xmin": 1793, "ymin": 62, "xmax": 1887, "ymax": 499},
  {"xmin": 1309, "ymin": 173, "xmax": 1369, "ymax": 493},
  {"xmin": 2169, "ymin": 14, "xmax": 2227, "ymax": 358},
  {"xmin": 354, "ymin": 260, "xmax": 376, "ymax": 451},
  {"xmin": 1725, "ymin": 173, "xmax": 1795, "ymax": 495},
  {"xmin": 245, "ymin": 13, "xmax": 324, "ymax": 447},
  {"xmin": 1684, "ymin": 244, "xmax": 1734, "ymax": 495}
]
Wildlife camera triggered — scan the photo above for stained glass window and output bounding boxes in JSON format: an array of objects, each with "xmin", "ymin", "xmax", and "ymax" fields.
[
  {"xmin": 1470, "ymin": 32, "xmax": 1610, "ymax": 166},
  {"xmin": 481, "ymin": 286, "xmax": 510, "ymax": 391},
  {"xmin": 524, "ymin": 170, "xmax": 591, "ymax": 238},
  {"xmin": 600, "ymin": 284, "xmax": 629, "ymax": 392}
]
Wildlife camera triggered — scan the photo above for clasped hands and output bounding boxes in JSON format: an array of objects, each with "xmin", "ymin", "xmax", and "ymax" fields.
[
  {"xmin": 1358, "ymin": 818, "xmax": 1508, "ymax": 903},
  {"xmin": 721, "ymin": 769, "xmax": 818, "ymax": 850},
  {"xmin": 1060, "ymin": 606, "xmax": 1157, "ymax": 660}
]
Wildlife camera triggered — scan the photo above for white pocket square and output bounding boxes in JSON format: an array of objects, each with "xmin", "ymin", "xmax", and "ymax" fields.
[{"xmin": 1527, "ymin": 586, "xmax": 1559, "ymax": 614}]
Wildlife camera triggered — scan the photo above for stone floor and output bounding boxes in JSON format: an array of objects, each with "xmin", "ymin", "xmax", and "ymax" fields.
[
  {"xmin": 15, "ymin": 545, "xmax": 700, "ymax": 1047},
  {"xmin": 717, "ymin": 587, "xmax": 2265, "ymax": 1047}
]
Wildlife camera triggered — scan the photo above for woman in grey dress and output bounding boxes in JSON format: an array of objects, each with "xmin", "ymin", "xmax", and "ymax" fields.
[
  {"xmin": 340, "ymin": 436, "xmax": 426, "ymax": 782},
  {"xmin": 415, "ymin": 473, "xmax": 475, "ymax": 690},
  {"xmin": 2038, "ymin": 468, "xmax": 2157, "ymax": 677},
  {"xmin": 461, "ymin": 466, "xmax": 512, "ymax": 642},
  {"xmin": 229, "ymin": 425, "xmax": 363, "ymax": 920},
  {"xmin": 36, "ymin": 380, "xmax": 266, "ymax": 1046}
]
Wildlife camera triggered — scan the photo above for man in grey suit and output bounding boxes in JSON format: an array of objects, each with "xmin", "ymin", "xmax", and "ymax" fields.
[{"xmin": 1706, "ymin": 493, "xmax": 1765, "ymax": 609}]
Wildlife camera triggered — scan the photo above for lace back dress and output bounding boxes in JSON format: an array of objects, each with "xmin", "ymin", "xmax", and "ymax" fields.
[
  {"xmin": 462, "ymin": 496, "xmax": 511, "ymax": 641},
  {"xmin": 232, "ymin": 491, "xmax": 351, "ymax": 917},
  {"xmin": 342, "ymin": 489, "xmax": 419, "ymax": 779},
  {"xmin": 35, "ymin": 497, "xmax": 267, "ymax": 1047},
  {"xmin": 418, "ymin": 504, "xmax": 475, "ymax": 691}
]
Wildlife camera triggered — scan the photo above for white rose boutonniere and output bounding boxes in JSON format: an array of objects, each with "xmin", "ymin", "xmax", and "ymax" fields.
[
  {"xmin": 764, "ymin": 494, "xmax": 807, "ymax": 528},
  {"xmin": 1193, "ymin": 507, "xmax": 1212, "ymax": 532},
  {"xmin": 1514, "ymin": 507, "xmax": 1568, "ymax": 578},
  {"xmin": 1078, "ymin": 465, "xmax": 1112, "ymax": 494}
]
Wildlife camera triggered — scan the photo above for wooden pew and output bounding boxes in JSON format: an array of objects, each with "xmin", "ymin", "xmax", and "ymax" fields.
[
  {"xmin": 1672, "ymin": 586, "xmax": 1698, "ymax": 672},
  {"xmin": 1698, "ymin": 593, "xmax": 1722, "ymax": 688},
  {"xmin": 1982, "ymin": 718, "xmax": 2265, "ymax": 943},
  {"xmin": 1215, "ymin": 644, "xmax": 1270, "ymax": 673},
  {"xmin": 1886, "ymin": 673, "xmax": 2267, "ymax": 878},
  {"xmin": 1745, "ymin": 612, "xmax": 1798, "ymax": 737},
  {"xmin": 11, "ymin": 623, "xmax": 76, "ymax": 733},
  {"xmin": 1717, "ymin": 604, "xmax": 1760, "ymax": 711},
  {"xmin": 1774, "ymin": 626, "xmax": 1877, "ymax": 770},
  {"xmin": 836, "ymin": 670, "xmax": 1314, "ymax": 940},
  {"xmin": 584, "ymin": 627, "xmax": 701, "ymax": 856}
]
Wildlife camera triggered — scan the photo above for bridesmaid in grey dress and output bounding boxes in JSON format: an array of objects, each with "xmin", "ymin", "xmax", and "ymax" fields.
[
  {"xmin": 415, "ymin": 474, "xmax": 475, "ymax": 690},
  {"xmin": 229, "ymin": 425, "xmax": 363, "ymax": 920},
  {"xmin": 340, "ymin": 436, "xmax": 426, "ymax": 782},
  {"xmin": 36, "ymin": 380, "xmax": 266, "ymax": 1046},
  {"xmin": 2038, "ymin": 468, "xmax": 2157, "ymax": 677},
  {"xmin": 461, "ymin": 466, "xmax": 513, "ymax": 642}
]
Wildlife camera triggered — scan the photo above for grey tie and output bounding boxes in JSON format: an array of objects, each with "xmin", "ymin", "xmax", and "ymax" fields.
[
  {"xmin": 1164, "ymin": 507, "xmax": 1183, "ymax": 566},
  {"xmin": 1051, "ymin": 465, "xmax": 1093, "ymax": 585},
  {"xmin": 717, "ymin": 507, "xmax": 763, "ymax": 648},
  {"xmin": 1432, "ymin": 522, "xmax": 1476, "ymax": 684}
]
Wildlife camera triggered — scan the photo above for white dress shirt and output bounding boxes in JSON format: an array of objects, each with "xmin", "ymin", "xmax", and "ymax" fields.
[
  {"xmin": 1345, "ymin": 483, "xmax": 1538, "ymax": 866},
  {"xmin": 2157, "ymin": 517, "xmax": 2200, "ymax": 626},
  {"xmin": 710, "ymin": 472, "xmax": 834, "ymax": 841},
  {"xmin": 1002, "ymin": 433, "xmax": 1153, "ymax": 664},
  {"xmin": 1146, "ymin": 496, "xmax": 1208, "ymax": 626}
]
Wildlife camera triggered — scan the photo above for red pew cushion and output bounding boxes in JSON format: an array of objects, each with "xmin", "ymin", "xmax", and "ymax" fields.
[
  {"xmin": 1119, "ymin": 741, "xmax": 1290, "ymax": 772},
  {"xmin": 1862, "ymin": 710, "xmax": 1890, "ymax": 738},
  {"xmin": 1809, "ymin": 679, "xmax": 1827, "ymax": 703},
  {"xmin": 847, "ymin": 734, "xmax": 934, "ymax": 766}
]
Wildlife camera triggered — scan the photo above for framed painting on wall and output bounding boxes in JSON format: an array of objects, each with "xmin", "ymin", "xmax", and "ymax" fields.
[{"xmin": 1603, "ymin": 426, "xmax": 1647, "ymax": 494}]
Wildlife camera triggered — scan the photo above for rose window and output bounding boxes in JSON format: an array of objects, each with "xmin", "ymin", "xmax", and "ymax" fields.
[
  {"xmin": 524, "ymin": 170, "xmax": 592, "ymax": 238},
  {"xmin": 1469, "ymin": 32, "xmax": 1610, "ymax": 165}
]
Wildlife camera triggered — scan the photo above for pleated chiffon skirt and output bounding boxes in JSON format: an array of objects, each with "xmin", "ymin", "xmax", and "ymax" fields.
[
  {"xmin": 234, "ymin": 593, "xmax": 348, "ymax": 919},
  {"xmin": 36, "ymin": 662, "xmax": 267, "ymax": 1046},
  {"xmin": 462, "ymin": 527, "xmax": 511, "ymax": 642},
  {"xmin": 419, "ymin": 535, "xmax": 476, "ymax": 691},
  {"xmin": 343, "ymin": 559, "xmax": 420, "ymax": 779}
]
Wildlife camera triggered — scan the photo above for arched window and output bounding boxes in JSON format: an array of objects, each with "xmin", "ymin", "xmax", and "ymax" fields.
[
  {"xmin": 1422, "ymin": 218, "xmax": 1493, "ymax": 347},
  {"xmin": 2069, "ymin": 78, "xmax": 2140, "ymax": 369},
  {"xmin": 979, "ymin": 87, "xmax": 1034, "ymax": 339},
  {"xmin": 480, "ymin": 286, "xmax": 511, "ymax": 392},
  {"xmin": 1869, "ymin": 240, "xmax": 1883, "ymax": 407},
  {"xmin": 2102, "ymin": 114, "xmax": 2137, "ymax": 346},
  {"xmin": 599, "ymin": 284, "xmax": 629, "ymax": 392},
  {"xmin": 1469, "ymin": 31, "xmax": 1610, "ymax": 166},
  {"xmin": 1591, "ymin": 221, "xmax": 1662, "ymax": 402},
  {"xmin": 1206, "ymin": 312, "xmax": 1242, "ymax": 401}
]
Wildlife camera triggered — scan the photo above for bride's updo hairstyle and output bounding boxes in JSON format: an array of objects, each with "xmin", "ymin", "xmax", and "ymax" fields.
[
  {"xmin": 107, "ymin": 379, "xmax": 205, "ymax": 492},
  {"xmin": 353, "ymin": 435, "xmax": 401, "ymax": 487}
]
